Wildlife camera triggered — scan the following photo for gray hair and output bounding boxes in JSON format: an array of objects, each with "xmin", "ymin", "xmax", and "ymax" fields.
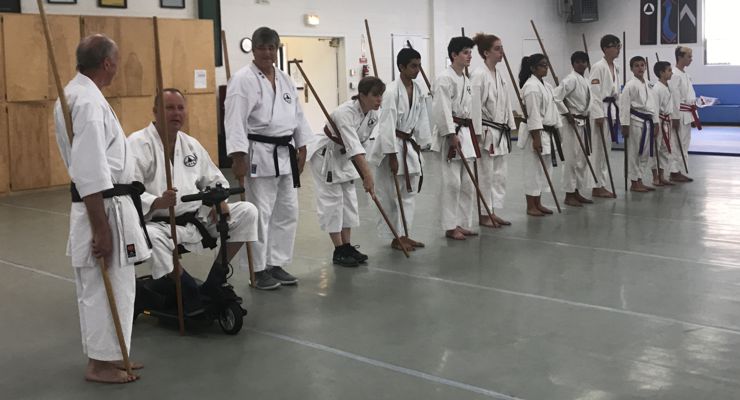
[
  {"xmin": 252, "ymin": 27, "xmax": 280, "ymax": 48},
  {"xmin": 76, "ymin": 34, "xmax": 117, "ymax": 73}
]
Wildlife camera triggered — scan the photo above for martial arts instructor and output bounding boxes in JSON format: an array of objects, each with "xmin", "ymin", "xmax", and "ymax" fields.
[{"xmin": 54, "ymin": 34, "xmax": 151, "ymax": 383}]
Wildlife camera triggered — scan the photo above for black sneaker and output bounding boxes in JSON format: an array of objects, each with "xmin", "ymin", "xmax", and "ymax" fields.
[
  {"xmin": 346, "ymin": 244, "xmax": 368, "ymax": 263},
  {"xmin": 333, "ymin": 245, "xmax": 359, "ymax": 267},
  {"xmin": 268, "ymin": 266, "xmax": 298, "ymax": 285},
  {"xmin": 200, "ymin": 282, "xmax": 241, "ymax": 304},
  {"xmin": 254, "ymin": 270, "xmax": 281, "ymax": 290}
]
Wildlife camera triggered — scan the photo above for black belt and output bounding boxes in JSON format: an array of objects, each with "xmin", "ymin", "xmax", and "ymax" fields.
[
  {"xmin": 481, "ymin": 119, "xmax": 512, "ymax": 154},
  {"xmin": 572, "ymin": 114, "xmax": 592, "ymax": 155},
  {"xmin": 543, "ymin": 125, "xmax": 565, "ymax": 167},
  {"xmin": 247, "ymin": 134, "xmax": 300, "ymax": 188},
  {"xmin": 395, "ymin": 130, "xmax": 423, "ymax": 193},
  {"xmin": 603, "ymin": 96, "xmax": 620, "ymax": 143},
  {"xmin": 150, "ymin": 211, "xmax": 217, "ymax": 250},
  {"xmin": 70, "ymin": 181, "xmax": 152, "ymax": 249}
]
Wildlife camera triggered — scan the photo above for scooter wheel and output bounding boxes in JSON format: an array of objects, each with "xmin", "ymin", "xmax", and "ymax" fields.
[{"xmin": 218, "ymin": 302, "xmax": 243, "ymax": 335}]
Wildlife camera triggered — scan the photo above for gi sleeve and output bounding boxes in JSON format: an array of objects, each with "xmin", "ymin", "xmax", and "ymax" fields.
[
  {"xmin": 588, "ymin": 65, "xmax": 606, "ymax": 119},
  {"xmin": 68, "ymin": 101, "xmax": 114, "ymax": 198},
  {"xmin": 333, "ymin": 111, "xmax": 365, "ymax": 159},
  {"xmin": 225, "ymin": 75, "xmax": 257, "ymax": 156},
  {"xmin": 432, "ymin": 76, "xmax": 456, "ymax": 136},
  {"xmin": 292, "ymin": 88, "xmax": 314, "ymax": 148},
  {"xmin": 127, "ymin": 134, "xmax": 159, "ymax": 215},
  {"xmin": 619, "ymin": 82, "xmax": 632, "ymax": 126},
  {"xmin": 523, "ymin": 84, "xmax": 544, "ymax": 131}
]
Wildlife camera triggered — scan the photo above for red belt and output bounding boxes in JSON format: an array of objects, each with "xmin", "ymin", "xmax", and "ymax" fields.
[
  {"xmin": 679, "ymin": 103, "xmax": 702, "ymax": 131},
  {"xmin": 659, "ymin": 113, "xmax": 672, "ymax": 153}
]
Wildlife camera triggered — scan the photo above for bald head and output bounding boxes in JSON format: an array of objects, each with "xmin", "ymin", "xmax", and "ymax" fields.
[{"xmin": 76, "ymin": 34, "xmax": 118, "ymax": 73}]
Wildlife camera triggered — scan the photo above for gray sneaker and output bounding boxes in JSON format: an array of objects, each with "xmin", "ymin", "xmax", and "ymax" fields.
[
  {"xmin": 268, "ymin": 266, "xmax": 298, "ymax": 285},
  {"xmin": 254, "ymin": 270, "xmax": 281, "ymax": 290}
]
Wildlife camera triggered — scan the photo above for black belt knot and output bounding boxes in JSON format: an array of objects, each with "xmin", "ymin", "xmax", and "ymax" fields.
[{"xmin": 248, "ymin": 134, "xmax": 300, "ymax": 188}]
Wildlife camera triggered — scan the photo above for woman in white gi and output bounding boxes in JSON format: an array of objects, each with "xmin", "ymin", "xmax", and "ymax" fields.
[
  {"xmin": 54, "ymin": 35, "xmax": 151, "ymax": 383},
  {"xmin": 128, "ymin": 89, "xmax": 259, "ymax": 308},
  {"xmin": 471, "ymin": 33, "xmax": 516, "ymax": 226},
  {"xmin": 307, "ymin": 77, "xmax": 384, "ymax": 267},
  {"xmin": 518, "ymin": 54, "xmax": 563, "ymax": 216},
  {"xmin": 620, "ymin": 56, "xmax": 659, "ymax": 192},
  {"xmin": 367, "ymin": 48, "xmax": 430, "ymax": 251},
  {"xmin": 554, "ymin": 51, "xmax": 595, "ymax": 207}
]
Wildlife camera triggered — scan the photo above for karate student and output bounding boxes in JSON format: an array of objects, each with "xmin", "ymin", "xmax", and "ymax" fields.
[
  {"xmin": 668, "ymin": 46, "xmax": 699, "ymax": 182},
  {"xmin": 470, "ymin": 33, "xmax": 516, "ymax": 226},
  {"xmin": 517, "ymin": 53, "xmax": 563, "ymax": 216},
  {"xmin": 367, "ymin": 48, "xmax": 429, "ymax": 251},
  {"xmin": 54, "ymin": 34, "xmax": 151, "ymax": 383},
  {"xmin": 651, "ymin": 61, "xmax": 675, "ymax": 186},
  {"xmin": 128, "ymin": 88, "xmax": 259, "ymax": 308},
  {"xmin": 588, "ymin": 34, "xmax": 621, "ymax": 198},
  {"xmin": 225, "ymin": 27, "xmax": 312, "ymax": 290},
  {"xmin": 431, "ymin": 36, "xmax": 482, "ymax": 240},
  {"xmin": 307, "ymin": 77, "xmax": 383, "ymax": 267},
  {"xmin": 620, "ymin": 56, "xmax": 659, "ymax": 192},
  {"xmin": 554, "ymin": 51, "xmax": 595, "ymax": 207}
]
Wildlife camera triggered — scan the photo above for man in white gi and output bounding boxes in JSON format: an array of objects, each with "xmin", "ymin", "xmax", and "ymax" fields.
[
  {"xmin": 471, "ymin": 33, "xmax": 517, "ymax": 225},
  {"xmin": 128, "ymin": 88, "xmax": 259, "ymax": 307},
  {"xmin": 431, "ymin": 36, "xmax": 482, "ymax": 240},
  {"xmin": 225, "ymin": 27, "xmax": 312, "ymax": 290},
  {"xmin": 620, "ymin": 56, "xmax": 659, "ymax": 192},
  {"xmin": 554, "ymin": 51, "xmax": 595, "ymax": 206},
  {"xmin": 368, "ymin": 48, "xmax": 429, "ymax": 251},
  {"xmin": 588, "ymin": 34, "xmax": 621, "ymax": 198},
  {"xmin": 54, "ymin": 34, "xmax": 151, "ymax": 383},
  {"xmin": 668, "ymin": 46, "xmax": 699, "ymax": 183},
  {"xmin": 651, "ymin": 61, "xmax": 676, "ymax": 186}
]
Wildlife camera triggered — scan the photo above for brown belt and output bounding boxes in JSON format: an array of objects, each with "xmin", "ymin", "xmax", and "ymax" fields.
[
  {"xmin": 323, "ymin": 125, "xmax": 346, "ymax": 154},
  {"xmin": 395, "ymin": 129, "xmax": 423, "ymax": 193},
  {"xmin": 451, "ymin": 116, "xmax": 481, "ymax": 159}
]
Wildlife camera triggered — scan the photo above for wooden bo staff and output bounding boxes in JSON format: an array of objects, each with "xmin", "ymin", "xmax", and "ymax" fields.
[
  {"xmin": 153, "ymin": 17, "xmax": 186, "ymax": 335},
  {"xmin": 406, "ymin": 40, "xmax": 432, "ymax": 95},
  {"xmin": 530, "ymin": 20, "xmax": 598, "ymax": 185},
  {"xmin": 289, "ymin": 59, "xmax": 410, "ymax": 257},
  {"xmin": 622, "ymin": 32, "xmax": 627, "ymax": 86},
  {"xmin": 365, "ymin": 19, "xmax": 410, "ymax": 239},
  {"xmin": 645, "ymin": 55, "xmax": 651, "ymax": 81},
  {"xmin": 37, "ymin": 0, "xmax": 133, "ymax": 375},
  {"xmin": 582, "ymin": 33, "xmax": 591, "ymax": 70}
]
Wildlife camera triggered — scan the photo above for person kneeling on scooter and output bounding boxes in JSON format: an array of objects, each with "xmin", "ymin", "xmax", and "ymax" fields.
[{"xmin": 128, "ymin": 88, "xmax": 258, "ymax": 312}]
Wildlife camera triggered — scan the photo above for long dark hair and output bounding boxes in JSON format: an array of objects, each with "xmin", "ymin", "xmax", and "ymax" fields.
[{"xmin": 518, "ymin": 53, "xmax": 546, "ymax": 88}]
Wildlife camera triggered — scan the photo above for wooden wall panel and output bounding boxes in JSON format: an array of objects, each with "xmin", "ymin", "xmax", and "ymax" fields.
[
  {"xmin": 0, "ymin": 16, "xmax": 6, "ymax": 102},
  {"xmin": 108, "ymin": 96, "xmax": 155, "ymax": 136},
  {"xmin": 46, "ymin": 102, "xmax": 69, "ymax": 187},
  {"xmin": 0, "ymin": 104, "xmax": 8, "ymax": 193},
  {"xmin": 157, "ymin": 19, "xmax": 215, "ymax": 94},
  {"xmin": 82, "ymin": 16, "xmax": 155, "ymax": 98},
  {"xmin": 3, "ymin": 14, "xmax": 78, "ymax": 102},
  {"xmin": 8, "ymin": 102, "xmax": 50, "ymax": 190},
  {"xmin": 183, "ymin": 93, "xmax": 218, "ymax": 162}
]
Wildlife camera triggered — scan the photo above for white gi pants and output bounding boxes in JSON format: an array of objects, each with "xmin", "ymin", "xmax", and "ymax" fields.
[
  {"xmin": 627, "ymin": 120, "xmax": 651, "ymax": 182},
  {"xmin": 478, "ymin": 155, "xmax": 507, "ymax": 211},
  {"xmin": 74, "ymin": 263, "xmax": 135, "ymax": 361},
  {"xmin": 440, "ymin": 151, "xmax": 475, "ymax": 232},
  {"xmin": 561, "ymin": 118, "xmax": 593, "ymax": 193},
  {"xmin": 146, "ymin": 202, "xmax": 259, "ymax": 278},
  {"xmin": 373, "ymin": 157, "xmax": 419, "ymax": 239},
  {"xmin": 650, "ymin": 125, "xmax": 673, "ymax": 172},
  {"xmin": 309, "ymin": 157, "xmax": 360, "ymax": 233},
  {"xmin": 523, "ymin": 145, "xmax": 552, "ymax": 196},
  {"xmin": 245, "ymin": 174, "xmax": 298, "ymax": 272},
  {"xmin": 589, "ymin": 118, "xmax": 613, "ymax": 189},
  {"xmin": 670, "ymin": 123, "xmax": 691, "ymax": 174}
]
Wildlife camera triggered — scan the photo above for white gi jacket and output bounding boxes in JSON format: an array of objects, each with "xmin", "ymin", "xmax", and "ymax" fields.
[
  {"xmin": 307, "ymin": 99, "xmax": 380, "ymax": 184},
  {"xmin": 588, "ymin": 58, "xmax": 621, "ymax": 120},
  {"xmin": 518, "ymin": 76, "xmax": 562, "ymax": 153},
  {"xmin": 128, "ymin": 122, "xmax": 228, "ymax": 221},
  {"xmin": 54, "ymin": 73, "xmax": 151, "ymax": 268},
  {"xmin": 669, "ymin": 68, "xmax": 697, "ymax": 125},
  {"xmin": 367, "ymin": 79, "xmax": 430, "ymax": 176},
  {"xmin": 471, "ymin": 65, "xmax": 517, "ymax": 156},
  {"xmin": 431, "ymin": 67, "xmax": 482, "ymax": 159},
  {"xmin": 554, "ymin": 70, "xmax": 591, "ymax": 116},
  {"xmin": 653, "ymin": 81, "xmax": 674, "ymax": 117},
  {"xmin": 224, "ymin": 63, "xmax": 313, "ymax": 179},
  {"xmin": 620, "ymin": 78, "xmax": 658, "ymax": 126}
]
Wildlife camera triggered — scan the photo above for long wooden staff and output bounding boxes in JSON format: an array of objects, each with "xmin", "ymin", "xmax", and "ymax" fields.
[
  {"xmin": 153, "ymin": 17, "xmax": 185, "ymax": 335},
  {"xmin": 530, "ymin": 21, "xmax": 597, "ymax": 185},
  {"xmin": 405, "ymin": 40, "xmax": 431, "ymax": 94},
  {"xmin": 290, "ymin": 59, "xmax": 410, "ymax": 257},
  {"xmin": 37, "ymin": 0, "xmax": 134, "ymax": 376},
  {"xmin": 582, "ymin": 33, "xmax": 591, "ymax": 70},
  {"xmin": 365, "ymin": 20, "xmax": 410, "ymax": 239},
  {"xmin": 645, "ymin": 56, "xmax": 651, "ymax": 81}
]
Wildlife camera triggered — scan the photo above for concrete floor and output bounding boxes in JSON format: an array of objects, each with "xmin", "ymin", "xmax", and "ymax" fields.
[{"xmin": 3, "ymin": 148, "xmax": 740, "ymax": 400}]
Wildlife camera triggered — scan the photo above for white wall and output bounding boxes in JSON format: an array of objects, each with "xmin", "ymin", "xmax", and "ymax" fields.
[
  {"xmin": 566, "ymin": 0, "xmax": 740, "ymax": 84},
  {"xmin": 21, "ymin": 0, "xmax": 197, "ymax": 18}
]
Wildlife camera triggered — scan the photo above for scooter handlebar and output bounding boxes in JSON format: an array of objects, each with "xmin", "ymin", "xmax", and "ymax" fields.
[{"xmin": 180, "ymin": 186, "xmax": 245, "ymax": 203}]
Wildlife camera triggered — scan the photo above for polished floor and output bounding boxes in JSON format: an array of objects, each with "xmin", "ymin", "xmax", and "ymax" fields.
[{"xmin": 2, "ymin": 148, "xmax": 740, "ymax": 400}]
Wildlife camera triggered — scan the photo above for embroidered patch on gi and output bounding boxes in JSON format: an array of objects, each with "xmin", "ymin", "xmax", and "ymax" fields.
[
  {"xmin": 466, "ymin": 86, "xmax": 472, "ymax": 94},
  {"xmin": 367, "ymin": 117, "xmax": 377, "ymax": 127},
  {"xmin": 184, "ymin": 154, "xmax": 198, "ymax": 167},
  {"xmin": 283, "ymin": 93, "xmax": 292, "ymax": 104},
  {"xmin": 591, "ymin": 79, "xmax": 600, "ymax": 84},
  {"xmin": 126, "ymin": 244, "xmax": 136, "ymax": 258},
  {"xmin": 648, "ymin": 82, "xmax": 655, "ymax": 89}
]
